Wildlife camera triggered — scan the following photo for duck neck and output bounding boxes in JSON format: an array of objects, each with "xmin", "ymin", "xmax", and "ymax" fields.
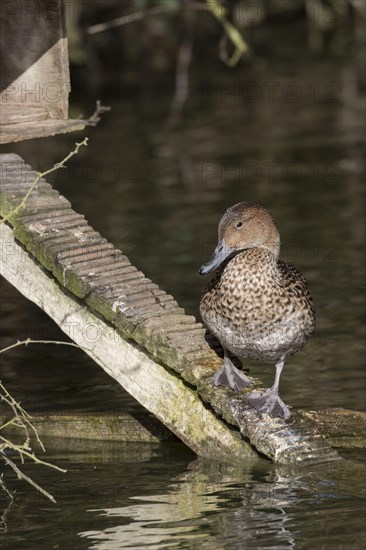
[
  {"xmin": 259, "ymin": 239, "xmax": 280, "ymax": 261},
  {"xmin": 260, "ymin": 224, "xmax": 280, "ymax": 260}
]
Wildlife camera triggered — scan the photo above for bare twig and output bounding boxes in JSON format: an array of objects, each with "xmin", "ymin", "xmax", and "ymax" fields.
[
  {"xmin": 2, "ymin": 454, "xmax": 57, "ymax": 504},
  {"xmin": 86, "ymin": 1, "xmax": 248, "ymax": 66},
  {"xmin": 87, "ymin": 4, "xmax": 206, "ymax": 34},
  {"xmin": 0, "ymin": 338, "xmax": 90, "ymax": 450},
  {"xmin": 0, "ymin": 481, "xmax": 15, "ymax": 533},
  {"xmin": 85, "ymin": 100, "xmax": 111, "ymax": 127},
  {"xmin": 0, "ymin": 138, "xmax": 89, "ymax": 225},
  {"xmin": 0, "ymin": 338, "xmax": 84, "ymax": 355},
  {"xmin": 0, "ymin": 436, "xmax": 66, "ymax": 473},
  {"xmin": 0, "ymin": 338, "xmax": 89, "ymax": 504},
  {"xmin": 1, "ymin": 379, "xmax": 46, "ymax": 451},
  {"xmin": 0, "ymin": 475, "xmax": 14, "ymax": 501},
  {"xmin": 1, "ymin": 365, "xmax": 71, "ymax": 503},
  {"xmin": 207, "ymin": 0, "xmax": 249, "ymax": 66}
]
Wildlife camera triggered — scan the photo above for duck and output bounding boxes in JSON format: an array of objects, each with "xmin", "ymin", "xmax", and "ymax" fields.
[{"xmin": 199, "ymin": 202, "xmax": 315, "ymax": 420}]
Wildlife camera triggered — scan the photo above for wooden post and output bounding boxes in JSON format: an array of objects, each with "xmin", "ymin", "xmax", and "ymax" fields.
[{"xmin": 0, "ymin": 0, "xmax": 85, "ymax": 143}]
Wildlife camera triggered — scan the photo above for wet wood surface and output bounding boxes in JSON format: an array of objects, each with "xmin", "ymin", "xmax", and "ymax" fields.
[
  {"xmin": 0, "ymin": 153, "xmax": 346, "ymax": 465},
  {"xmin": 297, "ymin": 408, "xmax": 366, "ymax": 448},
  {"xmin": 1, "ymin": 412, "xmax": 175, "ymax": 444},
  {"xmin": 2, "ymin": 408, "xmax": 364, "ymax": 448}
]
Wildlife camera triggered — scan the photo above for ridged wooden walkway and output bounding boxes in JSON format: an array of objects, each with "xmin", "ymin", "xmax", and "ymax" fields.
[{"xmin": 0, "ymin": 153, "xmax": 340, "ymax": 465}]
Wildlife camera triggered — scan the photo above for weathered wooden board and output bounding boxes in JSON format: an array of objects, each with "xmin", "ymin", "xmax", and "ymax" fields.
[
  {"xmin": 1, "ymin": 412, "xmax": 176, "ymax": 444},
  {"xmin": 0, "ymin": 118, "xmax": 86, "ymax": 144},
  {"xmin": 2, "ymin": 409, "xmax": 364, "ymax": 448},
  {"xmin": 0, "ymin": 222, "xmax": 253, "ymax": 459},
  {"xmin": 0, "ymin": 153, "xmax": 341, "ymax": 465},
  {"xmin": 298, "ymin": 408, "xmax": 366, "ymax": 449}
]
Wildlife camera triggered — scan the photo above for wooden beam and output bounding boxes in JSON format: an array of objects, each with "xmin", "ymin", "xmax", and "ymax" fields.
[
  {"xmin": 298, "ymin": 408, "xmax": 366, "ymax": 449},
  {"xmin": 2, "ymin": 408, "xmax": 365, "ymax": 448},
  {"xmin": 1, "ymin": 412, "xmax": 176, "ymax": 444},
  {"xmin": 0, "ymin": 222, "xmax": 255, "ymax": 459}
]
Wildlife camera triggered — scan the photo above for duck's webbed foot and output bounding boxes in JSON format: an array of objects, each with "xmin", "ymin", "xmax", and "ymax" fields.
[
  {"xmin": 247, "ymin": 389, "xmax": 291, "ymax": 420},
  {"xmin": 212, "ymin": 354, "xmax": 251, "ymax": 392}
]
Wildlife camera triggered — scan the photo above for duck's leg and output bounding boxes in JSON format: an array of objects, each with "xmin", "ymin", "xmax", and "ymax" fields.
[
  {"xmin": 247, "ymin": 359, "xmax": 291, "ymax": 420},
  {"xmin": 212, "ymin": 348, "xmax": 252, "ymax": 391}
]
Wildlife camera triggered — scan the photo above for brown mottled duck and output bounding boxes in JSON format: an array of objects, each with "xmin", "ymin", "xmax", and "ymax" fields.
[{"xmin": 199, "ymin": 202, "xmax": 315, "ymax": 420}]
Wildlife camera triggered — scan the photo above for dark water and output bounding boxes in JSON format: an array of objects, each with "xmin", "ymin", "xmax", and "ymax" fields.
[
  {"xmin": 1, "ymin": 444, "xmax": 365, "ymax": 550},
  {"xmin": 1, "ymin": 19, "xmax": 366, "ymax": 549}
]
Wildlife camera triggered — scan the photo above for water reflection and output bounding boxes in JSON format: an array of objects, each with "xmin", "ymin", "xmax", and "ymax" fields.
[{"xmin": 79, "ymin": 454, "xmax": 366, "ymax": 550}]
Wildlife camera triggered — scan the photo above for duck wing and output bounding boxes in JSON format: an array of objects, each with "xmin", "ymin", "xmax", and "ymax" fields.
[{"xmin": 277, "ymin": 259, "xmax": 316, "ymax": 327}]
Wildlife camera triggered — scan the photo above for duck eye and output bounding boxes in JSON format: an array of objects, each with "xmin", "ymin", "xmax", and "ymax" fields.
[{"xmin": 236, "ymin": 221, "xmax": 243, "ymax": 228}]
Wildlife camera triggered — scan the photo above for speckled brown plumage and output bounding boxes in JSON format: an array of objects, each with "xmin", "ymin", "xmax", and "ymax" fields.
[
  {"xmin": 199, "ymin": 202, "xmax": 315, "ymax": 420},
  {"xmin": 200, "ymin": 248, "xmax": 315, "ymax": 363}
]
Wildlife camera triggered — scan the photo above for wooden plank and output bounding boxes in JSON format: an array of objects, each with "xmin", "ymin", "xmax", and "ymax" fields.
[
  {"xmin": 1, "ymin": 412, "xmax": 176, "ymax": 444},
  {"xmin": 298, "ymin": 408, "xmax": 366, "ymax": 448},
  {"xmin": 0, "ymin": 153, "xmax": 341, "ymax": 465},
  {"xmin": 0, "ymin": 118, "xmax": 86, "ymax": 144},
  {"xmin": 0, "ymin": 105, "xmax": 49, "ymax": 124},
  {"xmin": 0, "ymin": 222, "xmax": 255, "ymax": 460},
  {"xmin": 3, "ymin": 408, "xmax": 364, "ymax": 448}
]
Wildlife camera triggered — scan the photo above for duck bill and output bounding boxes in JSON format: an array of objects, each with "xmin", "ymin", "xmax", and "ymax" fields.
[{"xmin": 199, "ymin": 240, "xmax": 235, "ymax": 275}]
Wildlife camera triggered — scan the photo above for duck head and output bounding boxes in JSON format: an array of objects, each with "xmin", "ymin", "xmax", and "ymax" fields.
[{"xmin": 199, "ymin": 202, "xmax": 280, "ymax": 275}]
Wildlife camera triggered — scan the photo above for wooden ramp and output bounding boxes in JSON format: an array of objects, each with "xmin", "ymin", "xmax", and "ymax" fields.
[{"xmin": 0, "ymin": 153, "xmax": 340, "ymax": 465}]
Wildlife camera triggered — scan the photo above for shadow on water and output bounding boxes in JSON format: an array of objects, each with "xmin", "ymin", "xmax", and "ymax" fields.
[{"xmin": 1, "ymin": 11, "xmax": 365, "ymax": 550}]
